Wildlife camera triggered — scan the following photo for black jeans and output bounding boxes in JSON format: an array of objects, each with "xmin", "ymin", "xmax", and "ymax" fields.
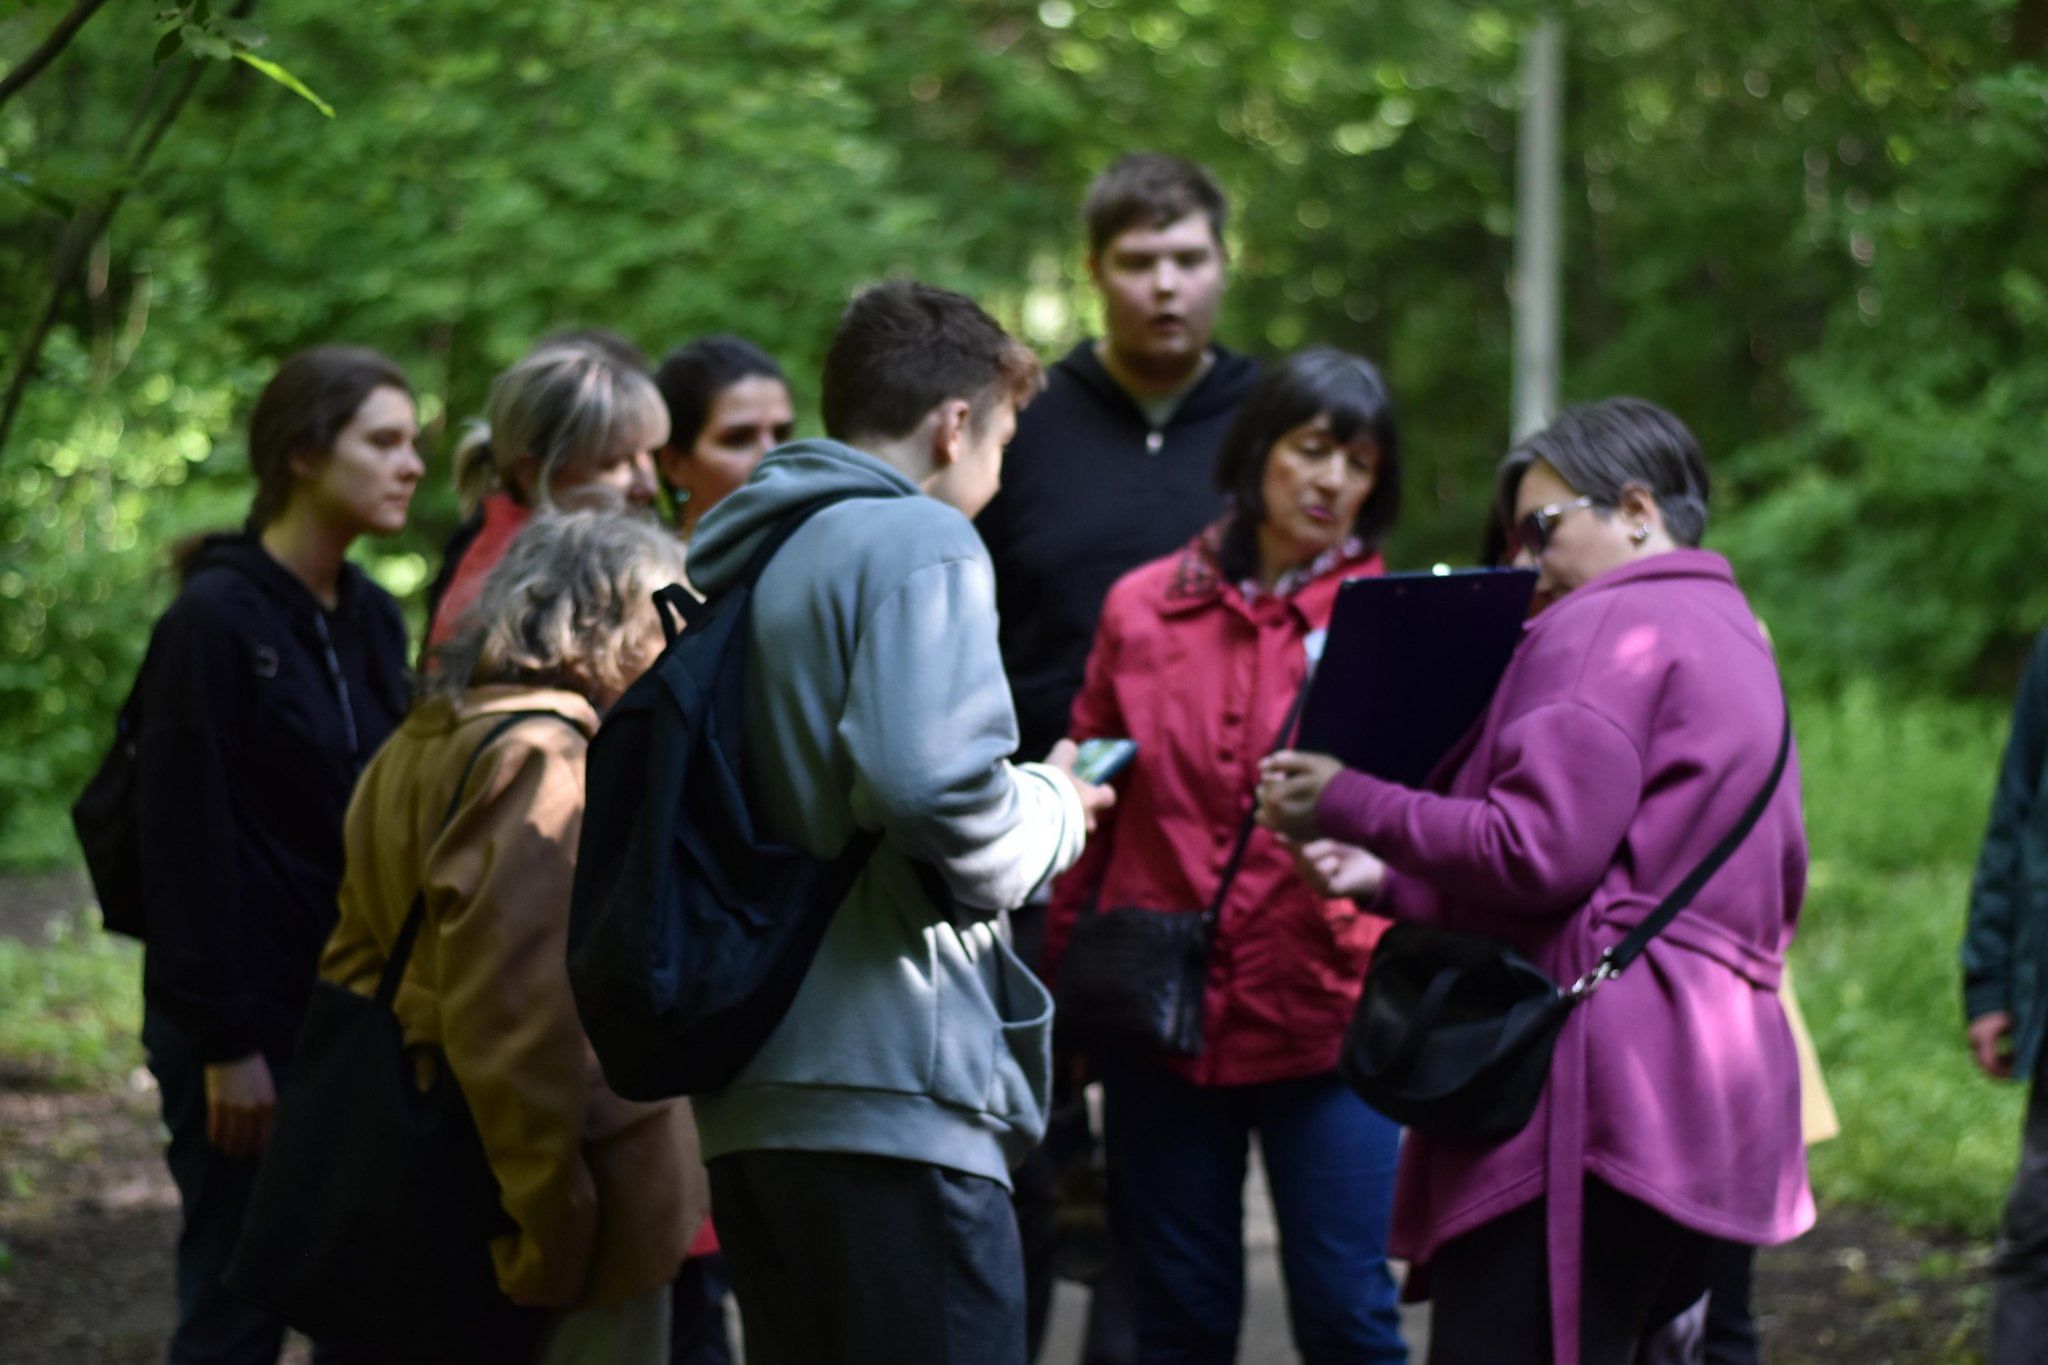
[
  {"xmin": 1427, "ymin": 1177, "xmax": 1719, "ymax": 1365},
  {"xmin": 145, "ymin": 1009, "xmax": 291, "ymax": 1365},
  {"xmin": 709, "ymin": 1149, "xmax": 1027, "ymax": 1365}
]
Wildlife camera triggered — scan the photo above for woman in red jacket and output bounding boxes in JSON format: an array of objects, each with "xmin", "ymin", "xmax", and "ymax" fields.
[{"xmin": 1046, "ymin": 348, "xmax": 1408, "ymax": 1363}]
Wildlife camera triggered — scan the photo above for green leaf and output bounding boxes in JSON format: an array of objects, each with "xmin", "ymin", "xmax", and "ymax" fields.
[
  {"xmin": 153, "ymin": 28, "xmax": 183, "ymax": 65},
  {"xmin": 234, "ymin": 52, "xmax": 337, "ymax": 118},
  {"xmin": 213, "ymin": 19, "xmax": 268, "ymax": 51},
  {"xmin": 181, "ymin": 28, "xmax": 233, "ymax": 61}
]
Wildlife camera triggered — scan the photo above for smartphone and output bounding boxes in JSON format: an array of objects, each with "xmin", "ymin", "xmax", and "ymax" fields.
[{"xmin": 1072, "ymin": 737, "xmax": 1138, "ymax": 785}]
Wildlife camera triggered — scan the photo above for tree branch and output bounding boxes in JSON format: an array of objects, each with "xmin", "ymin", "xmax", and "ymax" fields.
[
  {"xmin": 0, "ymin": 0, "xmax": 262, "ymax": 461},
  {"xmin": 0, "ymin": 0, "xmax": 113, "ymax": 111},
  {"xmin": 2017, "ymin": 0, "xmax": 2048, "ymax": 62},
  {"xmin": 0, "ymin": 52, "xmax": 212, "ymax": 457}
]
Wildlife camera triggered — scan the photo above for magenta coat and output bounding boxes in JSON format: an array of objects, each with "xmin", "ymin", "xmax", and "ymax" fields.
[{"xmin": 1316, "ymin": 549, "xmax": 1814, "ymax": 1361}]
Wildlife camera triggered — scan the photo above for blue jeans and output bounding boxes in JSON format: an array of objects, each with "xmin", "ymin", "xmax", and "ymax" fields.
[{"xmin": 1100, "ymin": 1060, "xmax": 1407, "ymax": 1364}]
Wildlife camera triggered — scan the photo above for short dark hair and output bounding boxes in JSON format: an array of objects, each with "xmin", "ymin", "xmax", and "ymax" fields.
[
  {"xmin": 819, "ymin": 281, "xmax": 1041, "ymax": 443},
  {"xmin": 1498, "ymin": 398, "xmax": 1711, "ymax": 546},
  {"xmin": 653, "ymin": 336, "xmax": 787, "ymax": 451},
  {"xmin": 247, "ymin": 346, "xmax": 411, "ymax": 530},
  {"xmin": 1213, "ymin": 348, "xmax": 1403, "ymax": 581},
  {"xmin": 1084, "ymin": 153, "xmax": 1228, "ymax": 257}
]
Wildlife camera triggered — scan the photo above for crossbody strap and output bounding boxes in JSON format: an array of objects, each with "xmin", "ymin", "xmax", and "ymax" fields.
[
  {"xmin": 1198, "ymin": 679, "xmax": 1317, "ymax": 931},
  {"xmin": 373, "ymin": 709, "xmax": 589, "ymax": 1007},
  {"xmin": 1572, "ymin": 702, "xmax": 1793, "ymax": 997}
]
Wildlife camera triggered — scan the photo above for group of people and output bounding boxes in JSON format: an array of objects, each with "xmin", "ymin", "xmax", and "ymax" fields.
[{"xmin": 116, "ymin": 152, "xmax": 1819, "ymax": 1365}]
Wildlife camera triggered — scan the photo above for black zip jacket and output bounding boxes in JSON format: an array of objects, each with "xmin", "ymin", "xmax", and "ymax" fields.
[
  {"xmin": 133, "ymin": 534, "xmax": 410, "ymax": 1063},
  {"xmin": 976, "ymin": 340, "xmax": 1259, "ymax": 760}
]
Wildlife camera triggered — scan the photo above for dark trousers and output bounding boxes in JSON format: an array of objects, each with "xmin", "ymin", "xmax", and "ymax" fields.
[
  {"xmin": 708, "ymin": 1149, "xmax": 1027, "ymax": 1365},
  {"xmin": 1100, "ymin": 1059, "xmax": 1407, "ymax": 1364},
  {"xmin": 669, "ymin": 1253, "xmax": 733, "ymax": 1365},
  {"xmin": 1994, "ymin": 1077, "xmax": 2048, "ymax": 1364},
  {"xmin": 145, "ymin": 1009, "xmax": 289, "ymax": 1365},
  {"xmin": 1428, "ymin": 1178, "xmax": 1718, "ymax": 1365}
]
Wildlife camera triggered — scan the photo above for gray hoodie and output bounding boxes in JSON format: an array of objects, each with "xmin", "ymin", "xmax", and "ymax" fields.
[{"xmin": 683, "ymin": 439, "xmax": 1086, "ymax": 1186}]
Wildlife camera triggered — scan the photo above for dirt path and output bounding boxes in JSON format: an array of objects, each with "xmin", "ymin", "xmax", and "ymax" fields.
[{"xmin": 0, "ymin": 872, "xmax": 1999, "ymax": 1361}]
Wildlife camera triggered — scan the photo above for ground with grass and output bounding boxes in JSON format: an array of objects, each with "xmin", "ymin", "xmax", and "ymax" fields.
[{"xmin": 0, "ymin": 688, "xmax": 2029, "ymax": 1360}]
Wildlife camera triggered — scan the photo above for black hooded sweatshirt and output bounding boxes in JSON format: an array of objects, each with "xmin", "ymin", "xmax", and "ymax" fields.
[
  {"xmin": 132, "ymin": 534, "xmax": 410, "ymax": 1063},
  {"xmin": 976, "ymin": 340, "xmax": 1260, "ymax": 761}
]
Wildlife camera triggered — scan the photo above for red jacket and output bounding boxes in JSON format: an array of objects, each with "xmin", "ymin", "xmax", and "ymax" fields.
[{"xmin": 1045, "ymin": 527, "xmax": 1390, "ymax": 1087}]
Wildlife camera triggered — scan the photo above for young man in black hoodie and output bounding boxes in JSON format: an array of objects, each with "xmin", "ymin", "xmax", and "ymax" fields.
[
  {"xmin": 974, "ymin": 152, "xmax": 1258, "ymax": 1360},
  {"xmin": 977, "ymin": 152, "xmax": 1257, "ymax": 768}
]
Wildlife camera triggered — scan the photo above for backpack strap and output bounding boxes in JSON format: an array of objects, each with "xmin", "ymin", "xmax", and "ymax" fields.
[
  {"xmin": 654, "ymin": 491, "xmax": 880, "ymax": 641},
  {"xmin": 373, "ymin": 709, "xmax": 588, "ymax": 1008}
]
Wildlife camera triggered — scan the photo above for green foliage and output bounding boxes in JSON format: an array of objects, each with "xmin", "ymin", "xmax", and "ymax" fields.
[
  {"xmin": 3, "ymin": 0, "xmax": 2047, "ymax": 1241},
  {"xmin": 1792, "ymin": 684, "xmax": 2026, "ymax": 1232},
  {"xmin": 0, "ymin": 912, "xmax": 143, "ymax": 1090}
]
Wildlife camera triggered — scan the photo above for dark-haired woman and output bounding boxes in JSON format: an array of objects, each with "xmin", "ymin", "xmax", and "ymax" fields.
[
  {"xmin": 1045, "ymin": 348, "xmax": 1409, "ymax": 1363},
  {"xmin": 652, "ymin": 336, "xmax": 794, "ymax": 541},
  {"xmin": 129, "ymin": 347, "xmax": 421, "ymax": 1361},
  {"xmin": 1258, "ymin": 399, "xmax": 1811, "ymax": 1364}
]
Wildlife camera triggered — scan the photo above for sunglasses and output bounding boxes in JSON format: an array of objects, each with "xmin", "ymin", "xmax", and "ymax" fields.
[{"xmin": 1513, "ymin": 495, "xmax": 1599, "ymax": 557}]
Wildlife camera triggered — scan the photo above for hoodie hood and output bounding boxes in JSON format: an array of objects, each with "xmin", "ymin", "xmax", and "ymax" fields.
[
  {"xmin": 1052, "ymin": 340, "xmax": 1260, "ymax": 431},
  {"xmin": 183, "ymin": 531, "xmax": 376, "ymax": 623},
  {"xmin": 686, "ymin": 439, "xmax": 922, "ymax": 597}
]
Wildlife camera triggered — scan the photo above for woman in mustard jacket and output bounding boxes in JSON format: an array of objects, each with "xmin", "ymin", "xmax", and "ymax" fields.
[{"xmin": 323, "ymin": 511, "xmax": 706, "ymax": 1363}]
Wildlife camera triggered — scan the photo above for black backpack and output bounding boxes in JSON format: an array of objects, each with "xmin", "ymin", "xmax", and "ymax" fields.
[
  {"xmin": 568, "ymin": 494, "xmax": 880, "ymax": 1101},
  {"xmin": 71, "ymin": 684, "xmax": 147, "ymax": 940}
]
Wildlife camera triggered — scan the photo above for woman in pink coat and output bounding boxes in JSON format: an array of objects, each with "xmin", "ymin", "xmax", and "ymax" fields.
[
  {"xmin": 1259, "ymin": 399, "xmax": 1812, "ymax": 1364},
  {"xmin": 1047, "ymin": 348, "xmax": 1409, "ymax": 1363}
]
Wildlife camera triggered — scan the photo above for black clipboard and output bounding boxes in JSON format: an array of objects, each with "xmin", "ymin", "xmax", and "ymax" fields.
[{"xmin": 1295, "ymin": 568, "xmax": 1537, "ymax": 787}]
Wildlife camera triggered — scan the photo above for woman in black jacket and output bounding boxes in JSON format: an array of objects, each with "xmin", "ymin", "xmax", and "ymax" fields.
[{"xmin": 131, "ymin": 346, "xmax": 421, "ymax": 1362}]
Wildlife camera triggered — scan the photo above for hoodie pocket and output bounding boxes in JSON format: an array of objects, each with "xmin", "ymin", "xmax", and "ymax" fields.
[{"xmin": 983, "ymin": 931, "xmax": 1053, "ymax": 1131}]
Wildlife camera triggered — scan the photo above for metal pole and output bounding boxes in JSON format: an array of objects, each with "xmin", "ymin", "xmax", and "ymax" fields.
[{"xmin": 1512, "ymin": 16, "xmax": 1564, "ymax": 443}]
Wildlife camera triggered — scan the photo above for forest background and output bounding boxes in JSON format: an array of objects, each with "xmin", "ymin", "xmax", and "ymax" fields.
[{"xmin": 3, "ymin": 0, "xmax": 2047, "ymax": 1260}]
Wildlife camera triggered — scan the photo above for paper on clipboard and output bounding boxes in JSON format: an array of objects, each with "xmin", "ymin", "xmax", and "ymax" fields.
[{"xmin": 1295, "ymin": 568, "xmax": 1537, "ymax": 788}]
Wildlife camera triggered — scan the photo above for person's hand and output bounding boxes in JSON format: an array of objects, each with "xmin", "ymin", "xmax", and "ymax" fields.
[
  {"xmin": 1045, "ymin": 738, "xmax": 1117, "ymax": 833},
  {"xmin": 1256, "ymin": 750, "xmax": 1344, "ymax": 841},
  {"xmin": 1293, "ymin": 838, "xmax": 1387, "ymax": 901},
  {"xmin": 204, "ymin": 1052, "xmax": 278, "ymax": 1158},
  {"xmin": 1969, "ymin": 1010, "xmax": 2016, "ymax": 1081}
]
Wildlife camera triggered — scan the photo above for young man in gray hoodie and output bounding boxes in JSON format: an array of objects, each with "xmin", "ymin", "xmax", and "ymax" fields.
[{"xmin": 683, "ymin": 281, "xmax": 1115, "ymax": 1364}]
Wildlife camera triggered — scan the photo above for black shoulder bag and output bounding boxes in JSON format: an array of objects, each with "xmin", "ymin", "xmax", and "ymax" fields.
[
  {"xmin": 1338, "ymin": 706, "xmax": 1793, "ymax": 1143},
  {"xmin": 1055, "ymin": 688, "xmax": 1311, "ymax": 1057},
  {"xmin": 226, "ymin": 710, "xmax": 579, "ymax": 1342}
]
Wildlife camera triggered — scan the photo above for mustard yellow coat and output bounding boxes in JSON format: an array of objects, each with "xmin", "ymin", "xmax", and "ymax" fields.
[{"xmin": 322, "ymin": 685, "xmax": 709, "ymax": 1310}]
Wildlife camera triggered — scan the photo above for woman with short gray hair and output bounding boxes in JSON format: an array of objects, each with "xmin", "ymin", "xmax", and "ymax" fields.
[
  {"xmin": 1259, "ymin": 398, "xmax": 1810, "ymax": 1364},
  {"xmin": 324, "ymin": 511, "xmax": 703, "ymax": 1363}
]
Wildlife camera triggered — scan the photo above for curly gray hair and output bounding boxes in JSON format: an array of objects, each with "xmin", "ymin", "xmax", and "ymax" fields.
[{"xmin": 425, "ymin": 509, "xmax": 689, "ymax": 705}]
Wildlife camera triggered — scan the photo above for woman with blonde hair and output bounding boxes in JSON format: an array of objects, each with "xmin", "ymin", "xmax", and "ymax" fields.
[
  {"xmin": 425, "ymin": 341, "xmax": 670, "ymax": 647},
  {"xmin": 323, "ymin": 511, "xmax": 705, "ymax": 1362}
]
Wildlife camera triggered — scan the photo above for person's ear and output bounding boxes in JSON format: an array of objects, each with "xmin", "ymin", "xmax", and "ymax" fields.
[
  {"xmin": 286, "ymin": 446, "xmax": 326, "ymax": 483},
  {"xmin": 929, "ymin": 399, "xmax": 972, "ymax": 472},
  {"xmin": 655, "ymin": 443, "xmax": 688, "ymax": 487},
  {"xmin": 510, "ymin": 451, "xmax": 543, "ymax": 504},
  {"xmin": 1616, "ymin": 483, "xmax": 1662, "ymax": 538}
]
